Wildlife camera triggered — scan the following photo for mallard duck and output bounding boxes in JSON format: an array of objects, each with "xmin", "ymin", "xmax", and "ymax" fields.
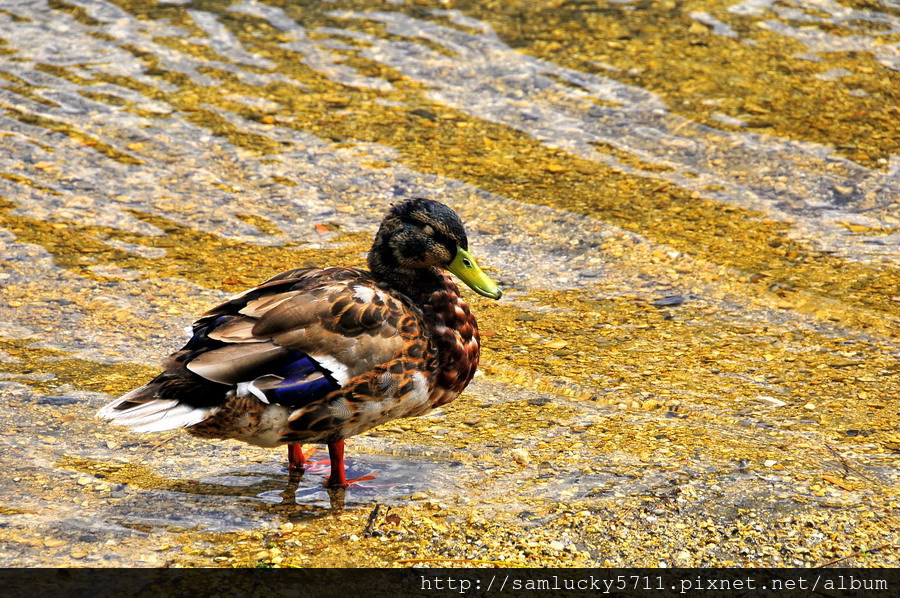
[{"xmin": 98, "ymin": 198, "xmax": 501, "ymax": 488}]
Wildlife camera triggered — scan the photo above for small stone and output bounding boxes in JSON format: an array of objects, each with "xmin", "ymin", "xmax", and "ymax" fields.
[
  {"xmin": 756, "ymin": 395, "xmax": 786, "ymax": 408},
  {"xmin": 511, "ymin": 448, "xmax": 529, "ymax": 465},
  {"xmin": 325, "ymin": 96, "xmax": 350, "ymax": 107},
  {"xmin": 804, "ymin": 403, "xmax": 816, "ymax": 410},
  {"xmin": 764, "ymin": 460, "xmax": 778, "ymax": 468},
  {"xmin": 76, "ymin": 476, "xmax": 92, "ymax": 486},
  {"xmin": 651, "ymin": 295, "xmax": 686, "ymax": 307},
  {"xmin": 549, "ymin": 540, "xmax": 564, "ymax": 551},
  {"xmin": 688, "ymin": 21, "xmax": 709, "ymax": 35}
]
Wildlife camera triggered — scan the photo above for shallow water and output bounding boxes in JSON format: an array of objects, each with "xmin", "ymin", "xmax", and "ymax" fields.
[{"xmin": 0, "ymin": 0, "xmax": 897, "ymax": 567}]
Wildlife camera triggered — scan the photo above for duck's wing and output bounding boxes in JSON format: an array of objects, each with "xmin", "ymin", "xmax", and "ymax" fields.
[
  {"xmin": 98, "ymin": 267, "xmax": 418, "ymax": 432},
  {"xmin": 191, "ymin": 267, "xmax": 414, "ymax": 391}
]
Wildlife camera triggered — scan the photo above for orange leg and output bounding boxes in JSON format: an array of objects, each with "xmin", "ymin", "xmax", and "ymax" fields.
[
  {"xmin": 325, "ymin": 440, "xmax": 349, "ymax": 488},
  {"xmin": 324, "ymin": 440, "xmax": 377, "ymax": 488},
  {"xmin": 287, "ymin": 443, "xmax": 305, "ymax": 474}
]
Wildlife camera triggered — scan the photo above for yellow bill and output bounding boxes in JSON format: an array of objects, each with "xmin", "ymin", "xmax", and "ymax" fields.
[{"xmin": 448, "ymin": 247, "xmax": 502, "ymax": 300}]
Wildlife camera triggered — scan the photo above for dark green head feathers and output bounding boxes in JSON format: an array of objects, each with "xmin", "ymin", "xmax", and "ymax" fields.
[{"xmin": 368, "ymin": 198, "xmax": 501, "ymax": 299}]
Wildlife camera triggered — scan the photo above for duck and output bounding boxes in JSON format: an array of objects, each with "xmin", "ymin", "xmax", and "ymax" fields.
[{"xmin": 98, "ymin": 198, "xmax": 502, "ymax": 488}]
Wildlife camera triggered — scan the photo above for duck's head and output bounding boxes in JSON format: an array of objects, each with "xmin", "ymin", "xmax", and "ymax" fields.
[{"xmin": 368, "ymin": 198, "xmax": 502, "ymax": 300}]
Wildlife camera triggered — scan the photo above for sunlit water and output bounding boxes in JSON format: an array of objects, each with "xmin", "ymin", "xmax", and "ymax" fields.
[{"xmin": 0, "ymin": 0, "xmax": 897, "ymax": 566}]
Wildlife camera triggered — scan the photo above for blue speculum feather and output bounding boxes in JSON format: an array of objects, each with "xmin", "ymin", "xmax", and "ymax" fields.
[
  {"xmin": 183, "ymin": 317, "xmax": 342, "ymax": 407},
  {"xmin": 262, "ymin": 352, "xmax": 341, "ymax": 407},
  {"xmin": 267, "ymin": 372, "xmax": 338, "ymax": 407}
]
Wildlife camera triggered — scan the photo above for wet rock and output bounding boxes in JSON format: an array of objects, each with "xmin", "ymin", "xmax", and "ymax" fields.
[{"xmin": 651, "ymin": 295, "xmax": 686, "ymax": 307}]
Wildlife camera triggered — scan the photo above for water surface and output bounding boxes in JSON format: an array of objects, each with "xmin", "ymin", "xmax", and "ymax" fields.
[{"xmin": 0, "ymin": 0, "xmax": 897, "ymax": 567}]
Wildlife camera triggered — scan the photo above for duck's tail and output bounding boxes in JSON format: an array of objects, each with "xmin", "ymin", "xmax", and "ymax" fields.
[{"xmin": 97, "ymin": 382, "xmax": 218, "ymax": 433}]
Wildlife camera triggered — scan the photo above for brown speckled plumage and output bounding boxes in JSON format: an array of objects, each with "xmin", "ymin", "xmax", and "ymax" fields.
[{"xmin": 99, "ymin": 199, "xmax": 502, "ymax": 488}]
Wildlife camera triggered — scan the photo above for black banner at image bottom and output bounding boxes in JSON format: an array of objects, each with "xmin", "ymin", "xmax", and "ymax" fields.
[{"xmin": 0, "ymin": 568, "xmax": 897, "ymax": 598}]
